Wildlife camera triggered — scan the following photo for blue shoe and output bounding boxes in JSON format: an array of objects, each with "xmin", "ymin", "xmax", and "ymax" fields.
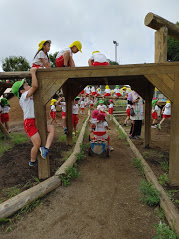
[
  {"xmin": 40, "ymin": 147, "xmax": 49, "ymax": 160},
  {"xmin": 64, "ymin": 127, "xmax": 68, "ymax": 134},
  {"xmin": 29, "ymin": 159, "xmax": 38, "ymax": 167}
]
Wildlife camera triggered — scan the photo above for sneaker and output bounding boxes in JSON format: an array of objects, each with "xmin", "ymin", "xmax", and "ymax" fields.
[
  {"xmin": 133, "ymin": 136, "xmax": 139, "ymax": 139},
  {"xmin": 64, "ymin": 127, "xmax": 68, "ymax": 134},
  {"xmin": 123, "ymin": 123, "xmax": 126, "ymax": 126},
  {"xmin": 40, "ymin": 147, "xmax": 49, "ymax": 160},
  {"xmin": 29, "ymin": 159, "xmax": 38, "ymax": 167},
  {"xmin": 157, "ymin": 124, "xmax": 161, "ymax": 130},
  {"xmin": 151, "ymin": 125, "xmax": 157, "ymax": 128},
  {"xmin": 109, "ymin": 146, "xmax": 114, "ymax": 151}
]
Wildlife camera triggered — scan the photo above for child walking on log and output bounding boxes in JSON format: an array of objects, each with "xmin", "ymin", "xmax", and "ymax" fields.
[
  {"xmin": 32, "ymin": 40, "xmax": 51, "ymax": 68},
  {"xmin": 12, "ymin": 68, "xmax": 55, "ymax": 166},
  {"xmin": 56, "ymin": 41, "xmax": 82, "ymax": 67}
]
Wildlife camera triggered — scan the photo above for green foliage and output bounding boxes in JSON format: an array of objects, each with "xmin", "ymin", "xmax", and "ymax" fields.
[
  {"xmin": 167, "ymin": 23, "xmax": 179, "ymax": 62},
  {"xmin": 132, "ymin": 158, "xmax": 145, "ymax": 176},
  {"xmin": 49, "ymin": 52, "xmax": 58, "ymax": 67},
  {"xmin": 140, "ymin": 180, "xmax": 160, "ymax": 206},
  {"xmin": 153, "ymin": 222, "xmax": 179, "ymax": 239},
  {"xmin": 160, "ymin": 160, "xmax": 169, "ymax": 172},
  {"xmin": 158, "ymin": 173, "xmax": 169, "ymax": 186},
  {"xmin": 2, "ymin": 56, "xmax": 30, "ymax": 72},
  {"xmin": 20, "ymin": 199, "xmax": 40, "ymax": 214},
  {"xmin": 59, "ymin": 134, "xmax": 66, "ymax": 143},
  {"xmin": 60, "ymin": 165, "xmax": 81, "ymax": 187},
  {"xmin": 2, "ymin": 185, "xmax": 21, "ymax": 199},
  {"xmin": 108, "ymin": 59, "xmax": 119, "ymax": 65},
  {"xmin": 11, "ymin": 133, "xmax": 28, "ymax": 145},
  {"xmin": 155, "ymin": 207, "xmax": 165, "ymax": 222}
]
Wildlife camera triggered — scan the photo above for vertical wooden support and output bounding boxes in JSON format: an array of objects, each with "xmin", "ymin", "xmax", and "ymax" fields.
[
  {"xmin": 169, "ymin": 73, "xmax": 179, "ymax": 186},
  {"xmin": 34, "ymin": 79, "xmax": 50, "ymax": 179},
  {"xmin": 66, "ymin": 86, "xmax": 73, "ymax": 145},
  {"xmin": 144, "ymin": 83, "xmax": 154, "ymax": 148},
  {"xmin": 155, "ymin": 26, "xmax": 168, "ymax": 63}
]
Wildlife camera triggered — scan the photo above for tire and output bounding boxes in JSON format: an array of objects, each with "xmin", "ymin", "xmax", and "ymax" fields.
[
  {"xmin": 88, "ymin": 147, "xmax": 92, "ymax": 156},
  {"xmin": 106, "ymin": 147, "xmax": 110, "ymax": 158}
]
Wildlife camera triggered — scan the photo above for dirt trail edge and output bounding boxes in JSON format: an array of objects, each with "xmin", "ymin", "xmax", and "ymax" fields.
[{"xmin": 1, "ymin": 119, "xmax": 158, "ymax": 239}]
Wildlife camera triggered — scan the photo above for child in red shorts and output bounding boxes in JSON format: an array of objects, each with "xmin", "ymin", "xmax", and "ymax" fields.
[
  {"xmin": 0, "ymin": 98, "xmax": 11, "ymax": 132},
  {"xmin": 108, "ymin": 99, "xmax": 114, "ymax": 120},
  {"xmin": 88, "ymin": 51, "xmax": 109, "ymax": 66},
  {"xmin": 12, "ymin": 68, "xmax": 55, "ymax": 166},
  {"xmin": 56, "ymin": 41, "xmax": 82, "ymax": 67},
  {"xmin": 151, "ymin": 98, "xmax": 159, "ymax": 128},
  {"xmin": 32, "ymin": 40, "xmax": 51, "ymax": 68},
  {"xmin": 72, "ymin": 97, "xmax": 80, "ymax": 136},
  {"xmin": 124, "ymin": 104, "xmax": 131, "ymax": 126},
  {"xmin": 157, "ymin": 100, "xmax": 171, "ymax": 130},
  {"xmin": 50, "ymin": 99, "xmax": 60, "ymax": 125}
]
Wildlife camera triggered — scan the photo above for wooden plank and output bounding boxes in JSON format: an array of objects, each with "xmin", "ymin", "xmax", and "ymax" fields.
[
  {"xmin": 33, "ymin": 79, "xmax": 50, "ymax": 179},
  {"xmin": 145, "ymin": 74, "xmax": 174, "ymax": 101},
  {"xmin": 155, "ymin": 27, "xmax": 168, "ymax": 63},
  {"xmin": 169, "ymin": 73, "xmax": 179, "ymax": 185},
  {"xmin": 156, "ymin": 74, "xmax": 174, "ymax": 91},
  {"xmin": 145, "ymin": 12, "xmax": 179, "ymax": 40},
  {"xmin": 167, "ymin": 73, "xmax": 175, "ymax": 80}
]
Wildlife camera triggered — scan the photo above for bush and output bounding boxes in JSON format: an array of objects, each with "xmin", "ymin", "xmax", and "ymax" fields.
[
  {"xmin": 140, "ymin": 180, "xmax": 160, "ymax": 206},
  {"xmin": 153, "ymin": 222, "xmax": 179, "ymax": 239}
]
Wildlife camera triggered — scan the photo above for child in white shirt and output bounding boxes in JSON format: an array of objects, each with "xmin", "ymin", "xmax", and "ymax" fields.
[
  {"xmin": 80, "ymin": 98, "xmax": 85, "ymax": 114},
  {"xmin": 72, "ymin": 97, "xmax": 80, "ymax": 136},
  {"xmin": 108, "ymin": 100, "xmax": 114, "ymax": 120},
  {"xmin": 88, "ymin": 51, "xmax": 109, "ymax": 66},
  {"xmin": 158, "ymin": 100, "xmax": 171, "ymax": 130},
  {"xmin": 0, "ymin": 98, "xmax": 11, "ymax": 132},
  {"xmin": 97, "ymin": 100, "xmax": 107, "ymax": 113}
]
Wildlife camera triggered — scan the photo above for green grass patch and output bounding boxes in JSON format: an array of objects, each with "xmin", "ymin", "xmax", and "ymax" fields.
[
  {"xmin": 160, "ymin": 160, "xmax": 169, "ymax": 172},
  {"xmin": 155, "ymin": 207, "xmax": 165, "ymax": 222},
  {"xmin": 158, "ymin": 173, "xmax": 169, "ymax": 186},
  {"xmin": 2, "ymin": 185, "xmax": 21, "ymax": 199},
  {"xmin": 153, "ymin": 222, "xmax": 179, "ymax": 239},
  {"xmin": 139, "ymin": 180, "xmax": 160, "ymax": 207},
  {"xmin": 59, "ymin": 134, "xmax": 66, "ymax": 143},
  {"xmin": 59, "ymin": 164, "xmax": 81, "ymax": 187},
  {"xmin": 11, "ymin": 133, "xmax": 28, "ymax": 145},
  {"xmin": 132, "ymin": 158, "xmax": 145, "ymax": 176}
]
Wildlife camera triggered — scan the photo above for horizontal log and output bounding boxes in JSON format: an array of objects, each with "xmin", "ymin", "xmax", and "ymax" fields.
[
  {"xmin": 0, "ymin": 71, "xmax": 31, "ymax": 79},
  {"xmin": 0, "ymin": 82, "xmax": 13, "ymax": 87},
  {"xmin": 145, "ymin": 12, "xmax": 179, "ymax": 40}
]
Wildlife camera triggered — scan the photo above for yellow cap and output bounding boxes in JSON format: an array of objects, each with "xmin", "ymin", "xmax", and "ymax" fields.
[
  {"xmin": 68, "ymin": 41, "xmax": 82, "ymax": 53},
  {"xmin": 155, "ymin": 87, "xmax": 158, "ymax": 91},
  {"xmin": 105, "ymin": 85, "xmax": 109, "ymax": 89},
  {"xmin": 122, "ymin": 87, "xmax": 127, "ymax": 90},
  {"xmin": 166, "ymin": 99, "xmax": 171, "ymax": 104},
  {"xmin": 38, "ymin": 40, "xmax": 51, "ymax": 51},
  {"xmin": 92, "ymin": 51, "xmax": 100, "ymax": 55},
  {"xmin": 50, "ymin": 99, "xmax": 57, "ymax": 105}
]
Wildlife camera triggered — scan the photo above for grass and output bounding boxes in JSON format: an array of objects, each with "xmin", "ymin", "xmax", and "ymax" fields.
[
  {"xmin": 153, "ymin": 222, "xmax": 179, "ymax": 239},
  {"xmin": 160, "ymin": 160, "xmax": 169, "ymax": 172},
  {"xmin": 2, "ymin": 185, "xmax": 21, "ymax": 199},
  {"xmin": 139, "ymin": 179, "xmax": 160, "ymax": 207},
  {"xmin": 155, "ymin": 207, "xmax": 165, "ymax": 222},
  {"xmin": 158, "ymin": 173, "xmax": 169, "ymax": 186},
  {"xmin": 132, "ymin": 158, "xmax": 145, "ymax": 176},
  {"xmin": 59, "ymin": 164, "xmax": 81, "ymax": 187}
]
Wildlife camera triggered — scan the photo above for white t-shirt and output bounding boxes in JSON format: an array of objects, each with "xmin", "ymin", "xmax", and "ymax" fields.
[
  {"xmin": 94, "ymin": 121, "xmax": 108, "ymax": 131},
  {"xmin": 97, "ymin": 88, "xmax": 101, "ymax": 94},
  {"xmin": 109, "ymin": 103, "xmax": 113, "ymax": 109},
  {"xmin": 163, "ymin": 103, "xmax": 171, "ymax": 115},
  {"xmin": 152, "ymin": 105, "xmax": 159, "ymax": 113},
  {"xmin": 0, "ymin": 105, "xmax": 10, "ymax": 114},
  {"xmin": 84, "ymin": 86, "xmax": 90, "ymax": 94},
  {"xmin": 91, "ymin": 118, "xmax": 98, "ymax": 124},
  {"xmin": 32, "ymin": 51, "xmax": 49, "ymax": 67},
  {"xmin": 80, "ymin": 101, "xmax": 85, "ymax": 108},
  {"xmin": 89, "ymin": 53, "xmax": 108, "ymax": 63},
  {"xmin": 72, "ymin": 104, "xmax": 79, "ymax": 114},
  {"xmin": 91, "ymin": 86, "xmax": 96, "ymax": 93},
  {"xmin": 56, "ymin": 47, "xmax": 72, "ymax": 59},
  {"xmin": 114, "ymin": 88, "xmax": 120, "ymax": 94},
  {"xmin": 104, "ymin": 89, "xmax": 111, "ymax": 94},
  {"xmin": 97, "ymin": 104, "xmax": 107, "ymax": 113},
  {"xmin": 61, "ymin": 102, "xmax": 66, "ymax": 112},
  {"xmin": 126, "ymin": 104, "xmax": 131, "ymax": 110},
  {"xmin": 51, "ymin": 105, "xmax": 56, "ymax": 112},
  {"xmin": 20, "ymin": 91, "xmax": 35, "ymax": 120}
]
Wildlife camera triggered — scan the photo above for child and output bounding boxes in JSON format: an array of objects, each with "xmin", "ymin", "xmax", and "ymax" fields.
[
  {"xmin": 123, "ymin": 104, "xmax": 131, "ymax": 126},
  {"xmin": 97, "ymin": 100, "xmax": 107, "ymax": 114},
  {"xmin": 32, "ymin": 40, "xmax": 51, "ymax": 68},
  {"xmin": 50, "ymin": 99, "xmax": 60, "ymax": 125},
  {"xmin": 80, "ymin": 98, "xmax": 85, "ymax": 114},
  {"xmin": 11, "ymin": 68, "xmax": 55, "ymax": 166},
  {"xmin": 88, "ymin": 51, "xmax": 109, "ymax": 66},
  {"xmin": 157, "ymin": 100, "xmax": 171, "ymax": 130},
  {"xmin": 58, "ymin": 97, "xmax": 68, "ymax": 134},
  {"xmin": 151, "ymin": 98, "xmax": 159, "ymax": 128},
  {"xmin": 89, "ymin": 110, "xmax": 99, "ymax": 140},
  {"xmin": 108, "ymin": 99, "xmax": 114, "ymax": 120},
  {"xmin": 93, "ymin": 113, "xmax": 113, "ymax": 150},
  {"xmin": 114, "ymin": 85, "xmax": 121, "ymax": 97},
  {"xmin": 72, "ymin": 97, "xmax": 80, "ymax": 136},
  {"xmin": 91, "ymin": 86, "xmax": 96, "ymax": 96},
  {"xmin": 89, "ymin": 97, "xmax": 94, "ymax": 110},
  {"xmin": 56, "ymin": 41, "xmax": 82, "ymax": 67},
  {"xmin": 104, "ymin": 85, "xmax": 111, "ymax": 97},
  {"xmin": 84, "ymin": 85, "xmax": 91, "ymax": 96},
  {"xmin": 0, "ymin": 98, "xmax": 11, "ymax": 132},
  {"xmin": 96, "ymin": 86, "xmax": 101, "ymax": 96}
]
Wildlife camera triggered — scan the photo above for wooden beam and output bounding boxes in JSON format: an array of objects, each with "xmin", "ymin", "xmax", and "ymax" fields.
[
  {"xmin": 169, "ymin": 73, "xmax": 179, "ymax": 186},
  {"xmin": 155, "ymin": 26, "xmax": 168, "ymax": 63},
  {"xmin": 33, "ymin": 79, "xmax": 50, "ymax": 179},
  {"xmin": 145, "ymin": 12, "xmax": 179, "ymax": 40}
]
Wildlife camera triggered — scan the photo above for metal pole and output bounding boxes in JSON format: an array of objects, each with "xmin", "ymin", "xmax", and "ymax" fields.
[{"xmin": 113, "ymin": 40, "xmax": 119, "ymax": 63}]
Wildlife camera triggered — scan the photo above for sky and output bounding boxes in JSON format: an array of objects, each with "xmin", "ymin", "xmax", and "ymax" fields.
[{"xmin": 0, "ymin": 0, "xmax": 178, "ymax": 71}]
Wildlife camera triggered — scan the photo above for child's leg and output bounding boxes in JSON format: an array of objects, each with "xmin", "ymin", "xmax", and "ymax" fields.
[
  {"xmin": 45, "ymin": 125, "xmax": 55, "ymax": 149},
  {"xmin": 73, "ymin": 124, "xmax": 77, "ymax": 135},
  {"xmin": 5, "ymin": 121, "xmax": 10, "ymax": 131},
  {"xmin": 30, "ymin": 132, "xmax": 41, "ymax": 162},
  {"xmin": 160, "ymin": 118, "xmax": 165, "ymax": 125},
  {"xmin": 63, "ymin": 51, "xmax": 70, "ymax": 66}
]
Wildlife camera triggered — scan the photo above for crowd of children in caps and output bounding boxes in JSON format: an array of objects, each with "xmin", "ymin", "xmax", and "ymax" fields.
[{"xmin": 0, "ymin": 40, "xmax": 170, "ymax": 167}]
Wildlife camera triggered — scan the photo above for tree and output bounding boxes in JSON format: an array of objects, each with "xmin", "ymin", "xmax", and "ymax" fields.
[
  {"xmin": 2, "ymin": 56, "xmax": 30, "ymax": 72},
  {"xmin": 167, "ymin": 22, "xmax": 179, "ymax": 62},
  {"xmin": 49, "ymin": 52, "xmax": 58, "ymax": 67},
  {"xmin": 108, "ymin": 59, "xmax": 119, "ymax": 65}
]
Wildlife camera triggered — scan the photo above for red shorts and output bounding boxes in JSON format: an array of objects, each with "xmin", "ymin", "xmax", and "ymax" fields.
[
  {"xmin": 1, "ymin": 113, "xmax": 9, "ymax": 123},
  {"xmin": 81, "ymin": 108, "xmax": 84, "ymax": 110},
  {"xmin": 152, "ymin": 112, "xmax": 158, "ymax": 119},
  {"xmin": 96, "ymin": 93, "xmax": 100, "ymax": 96},
  {"xmin": 62, "ymin": 112, "xmax": 66, "ymax": 118},
  {"xmin": 50, "ymin": 111, "xmax": 56, "ymax": 119},
  {"xmin": 24, "ymin": 118, "xmax": 38, "ymax": 138},
  {"xmin": 163, "ymin": 114, "xmax": 171, "ymax": 119},
  {"xmin": 32, "ymin": 64, "xmax": 41, "ymax": 68},
  {"xmin": 116, "ymin": 93, "xmax": 121, "ymax": 97},
  {"xmin": 127, "ymin": 109, "xmax": 130, "ymax": 117},
  {"xmin": 90, "ymin": 104, "xmax": 93, "ymax": 107},
  {"xmin": 80, "ymin": 90, "xmax": 85, "ymax": 94},
  {"xmin": 92, "ymin": 92, "xmax": 96, "ymax": 95},
  {"xmin": 104, "ymin": 93, "xmax": 111, "ymax": 96},
  {"xmin": 72, "ymin": 114, "xmax": 79, "ymax": 126},
  {"xmin": 109, "ymin": 108, "xmax": 113, "ymax": 114},
  {"xmin": 56, "ymin": 55, "xmax": 69, "ymax": 67},
  {"xmin": 92, "ymin": 62, "xmax": 109, "ymax": 66}
]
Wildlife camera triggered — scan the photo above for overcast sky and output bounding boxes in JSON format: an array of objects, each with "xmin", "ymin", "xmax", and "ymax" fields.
[{"xmin": 0, "ymin": 0, "xmax": 178, "ymax": 71}]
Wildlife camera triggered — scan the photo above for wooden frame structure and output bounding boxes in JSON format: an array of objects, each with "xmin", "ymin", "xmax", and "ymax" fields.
[{"xmin": 0, "ymin": 13, "xmax": 179, "ymax": 185}]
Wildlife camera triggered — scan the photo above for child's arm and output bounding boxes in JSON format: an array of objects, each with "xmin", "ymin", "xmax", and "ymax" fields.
[
  {"xmin": 26, "ymin": 68, "xmax": 38, "ymax": 98},
  {"xmin": 40, "ymin": 58, "xmax": 51, "ymax": 68},
  {"xmin": 88, "ymin": 59, "xmax": 93, "ymax": 66}
]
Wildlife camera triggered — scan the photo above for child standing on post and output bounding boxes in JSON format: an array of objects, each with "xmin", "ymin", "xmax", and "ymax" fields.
[
  {"xmin": 32, "ymin": 40, "xmax": 51, "ymax": 68},
  {"xmin": 56, "ymin": 41, "xmax": 82, "ymax": 67},
  {"xmin": 12, "ymin": 68, "xmax": 55, "ymax": 166}
]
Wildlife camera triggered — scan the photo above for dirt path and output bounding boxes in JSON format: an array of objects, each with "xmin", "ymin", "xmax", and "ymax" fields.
[{"xmin": 1, "ymin": 118, "xmax": 158, "ymax": 239}]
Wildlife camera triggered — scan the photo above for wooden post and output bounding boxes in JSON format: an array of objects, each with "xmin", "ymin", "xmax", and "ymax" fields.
[
  {"xmin": 155, "ymin": 26, "xmax": 168, "ymax": 63},
  {"xmin": 169, "ymin": 73, "xmax": 179, "ymax": 186},
  {"xmin": 34, "ymin": 79, "xmax": 50, "ymax": 179}
]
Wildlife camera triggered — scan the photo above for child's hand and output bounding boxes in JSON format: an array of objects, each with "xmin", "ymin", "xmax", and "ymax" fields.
[{"xmin": 30, "ymin": 67, "xmax": 37, "ymax": 74}]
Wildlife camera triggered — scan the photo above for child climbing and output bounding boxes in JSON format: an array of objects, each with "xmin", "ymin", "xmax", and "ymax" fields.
[
  {"xmin": 151, "ymin": 98, "xmax": 159, "ymax": 128},
  {"xmin": 32, "ymin": 40, "xmax": 51, "ymax": 68},
  {"xmin": 108, "ymin": 99, "xmax": 114, "ymax": 120},
  {"xmin": 157, "ymin": 100, "xmax": 171, "ymax": 130},
  {"xmin": 56, "ymin": 41, "xmax": 82, "ymax": 67},
  {"xmin": 88, "ymin": 51, "xmax": 109, "ymax": 66},
  {"xmin": 0, "ymin": 98, "xmax": 11, "ymax": 132},
  {"xmin": 72, "ymin": 97, "xmax": 80, "ymax": 136},
  {"xmin": 11, "ymin": 68, "xmax": 55, "ymax": 166},
  {"xmin": 50, "ymin": 99, "xmax": 60, "ymax": 125},
  {"xmin": 97, "ymin": 100, "xmax": 107, "ymax": 114}
]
